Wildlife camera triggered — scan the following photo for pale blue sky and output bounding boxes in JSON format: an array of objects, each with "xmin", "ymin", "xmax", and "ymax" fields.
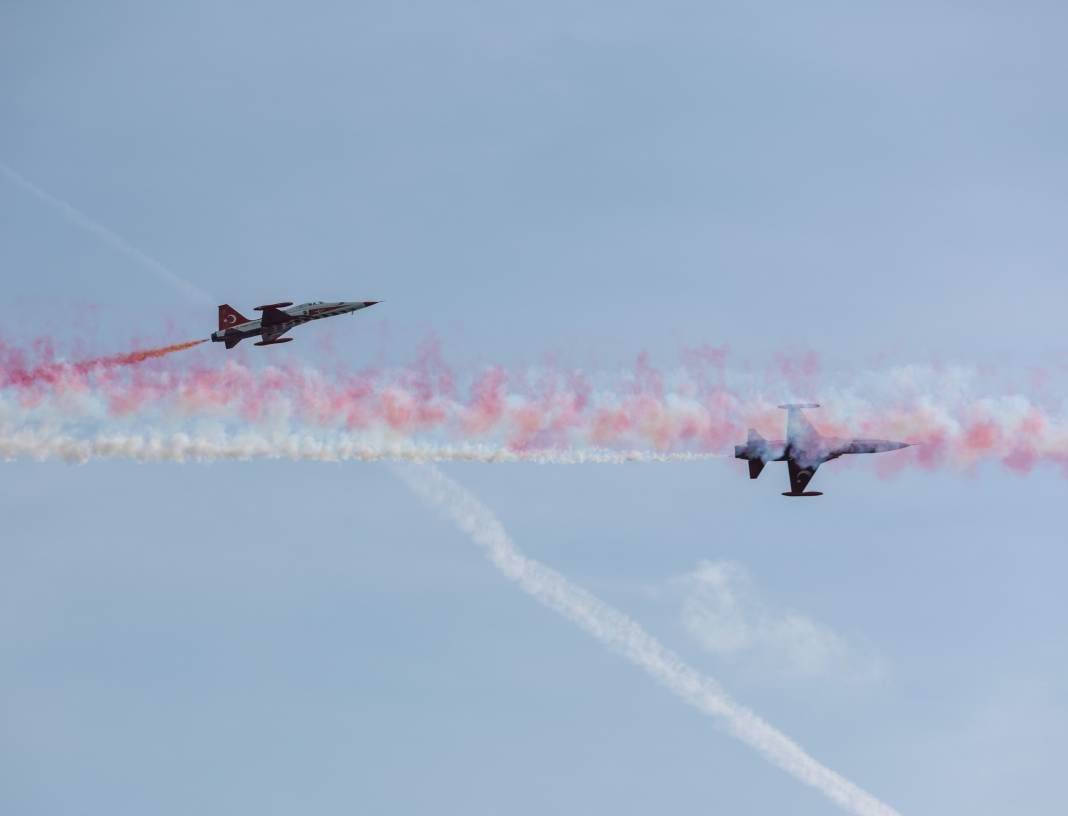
[{"xmin": 3, "ymin": 2, "xmax": 1067, "ymax": 814}]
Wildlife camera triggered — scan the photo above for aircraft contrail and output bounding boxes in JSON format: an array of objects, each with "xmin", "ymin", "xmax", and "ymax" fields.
[
  {"xmin": 393, "ymin": 462, "xmax": 901, "ymax": 816},
  {"xmin": 0, "ymin": 162, "xmax": 216, "ymax": 307},
  {"xmin": 0, "ymin": 431, "xmax": 723, "ymax": 465}
]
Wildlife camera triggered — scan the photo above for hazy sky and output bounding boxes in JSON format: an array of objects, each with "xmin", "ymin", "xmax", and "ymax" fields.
[{"xmin": 3, "ymin": 2, "xmax": 1067, "ymax": 814}]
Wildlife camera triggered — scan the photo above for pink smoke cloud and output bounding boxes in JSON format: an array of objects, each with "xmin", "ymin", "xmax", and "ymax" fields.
[{"xmin": 2, "ymin": 337, "xmax": 1068, "ymax": 475}]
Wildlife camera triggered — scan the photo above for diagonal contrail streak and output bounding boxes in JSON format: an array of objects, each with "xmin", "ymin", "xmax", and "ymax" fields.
[
  {"xmin": 394, "ymin": 462, "xmax": 901, "ymax": 816},
  {"xmin": 0, "ymin": 161, "xmax": 215, "ymax": 307}
]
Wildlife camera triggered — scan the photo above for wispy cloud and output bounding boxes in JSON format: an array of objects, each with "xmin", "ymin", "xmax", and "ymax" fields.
[
  {"xmin": 678, "ymin": 560, "xmax": 878, "ymax": 681},
  {"xmin": 394, "ymin": 463, "xmax": 899, "ymax": 816}
]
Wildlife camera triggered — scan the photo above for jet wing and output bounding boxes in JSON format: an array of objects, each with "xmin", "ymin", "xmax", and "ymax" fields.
[
  {"xmin": 258, "ymin": 306, "xmax": 291, "ymax": 326},
  {"xmin": 258, "ymin": 325, "xmax": 292, "ymax": 344},
  {"xmin": 787, "ymin": 460, "xmax": 820, "ymax": 494}
]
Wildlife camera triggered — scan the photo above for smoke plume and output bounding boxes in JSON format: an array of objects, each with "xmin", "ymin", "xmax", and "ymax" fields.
[
  {"xmin": 2, "ymin": 337, "xmax": 1066, "ymax": 474},
  {"xmin": 0, "ymin": 339, "xmax": 206, "ymax": 387},
  {"xmin": 0, "ymin": 430, "xmax": 720, "ymax": 465}
]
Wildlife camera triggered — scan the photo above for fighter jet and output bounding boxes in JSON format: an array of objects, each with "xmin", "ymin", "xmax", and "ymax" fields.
[
  {"xmin": 210, "ymin": 301, "xmax": 378, "ymax": 349},
  {"xmin": 734, "ymin": 403, "xmax": 911, "ymax": 496}
]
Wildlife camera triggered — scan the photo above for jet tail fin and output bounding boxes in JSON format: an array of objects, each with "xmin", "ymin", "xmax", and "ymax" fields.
[
  {"xmin": 748, "ymin": 459, "xmax": 766, "ymax": 479},
  {"xmin": 748, "ymin": 429, "xmax": 765, "ymax": 444},
  {"xmin": 219, "ymin": 304, "xmax": 251, "ymax": 331}
]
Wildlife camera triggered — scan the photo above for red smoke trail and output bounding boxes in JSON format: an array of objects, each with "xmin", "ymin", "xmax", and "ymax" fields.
[
  {"xmin": 97, "ymin": 338, "xmax": 206, "ymax": 364},
  {"xmin": 4, "ymin": 338, "xmax": 1068, "ymax": 475},
  {"xmin": 0, "ymin": 339, "xmax": 206, "ymax": 387}
]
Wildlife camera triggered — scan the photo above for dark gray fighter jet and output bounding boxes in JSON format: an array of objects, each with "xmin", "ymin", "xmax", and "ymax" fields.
[
  {"xmin": 734, "ymin": 404, "xmax": 911, "ymax": 496},
  {"xmin": 211, "ymin": 300, "xmax": 378, "ymax": 349}
]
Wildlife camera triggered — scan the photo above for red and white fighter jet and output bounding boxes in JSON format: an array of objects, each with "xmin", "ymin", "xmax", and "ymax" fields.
[{"xmin": 211, "ymin": 300, "xmax": 379, "ymax": 349}]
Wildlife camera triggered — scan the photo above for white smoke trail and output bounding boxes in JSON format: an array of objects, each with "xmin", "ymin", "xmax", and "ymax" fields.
[
  {"xmin": 5, "ymin": 345, "xmax": 1068, "ymax": 473},
  {"xmin": 0, "ymin": 162, "xmax": 215, "ymax": 307},
  {"xmin": 0, "ymin": 430, "xmax": 723, "ymax": 465},
  {"xmin": 394, "ymin": 462, "xmax": 900, "ymax": 816}
]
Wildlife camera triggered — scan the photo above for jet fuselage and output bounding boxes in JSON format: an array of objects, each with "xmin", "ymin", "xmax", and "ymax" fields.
[
  {"xmin": 211, "ymin": 300, "xmax": 378, "ymax": 349},
  {"xmin": 734, "ymin": 404, "xmax": 910, "ymax": 495},
  {"xmin": 733, "ymin": 436, "xmax": 909, "ymax": 468}
]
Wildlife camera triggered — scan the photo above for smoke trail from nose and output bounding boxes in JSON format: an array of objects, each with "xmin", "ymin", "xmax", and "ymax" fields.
[
  {"xmin": 0, "ymin": 430, "xmax": 723, "ymax": 465},
  {"xmin": 1, "ymin": 339, "xmax": 206, "ymax": 387},
  {"xmin": 0, "ymin": 162, "xmax": 215, "ymax": 307},
  {"xmin": 394, "ymin": 463, "xmax": 900, "ymax": 816}
]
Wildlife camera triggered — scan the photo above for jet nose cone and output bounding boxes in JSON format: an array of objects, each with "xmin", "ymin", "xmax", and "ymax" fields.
[{"xmin": 362, "ymin": 301, "xmax": 379, "ymax": 307}]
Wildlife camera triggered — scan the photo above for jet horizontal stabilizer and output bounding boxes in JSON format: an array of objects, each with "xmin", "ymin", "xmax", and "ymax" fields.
[{"xmin": 748, "ymin": 459, "xmax": 766, "ymax": 479}]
